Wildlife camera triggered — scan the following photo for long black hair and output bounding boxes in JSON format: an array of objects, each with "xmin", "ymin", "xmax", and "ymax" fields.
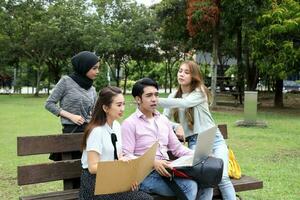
[{"xmin": 81, "ymin": 86, "xmax": 122, "ymax": 150}]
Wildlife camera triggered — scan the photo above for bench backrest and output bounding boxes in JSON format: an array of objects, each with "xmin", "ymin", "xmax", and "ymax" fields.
[{"xmin": 17, "ymin": 124, "xmax": 228, "ymax": 187}]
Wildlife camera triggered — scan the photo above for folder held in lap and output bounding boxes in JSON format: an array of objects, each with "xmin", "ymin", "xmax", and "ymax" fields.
[{"xmin": 94, "ymin": 142, "xmax": 158, "ymax": 195}]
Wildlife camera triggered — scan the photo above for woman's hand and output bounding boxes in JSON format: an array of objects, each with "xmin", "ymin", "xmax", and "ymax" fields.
[
  {"xmin": 69, "ymin": 114, "xmax": 85, "ymax": 125},
  {"xmin": 59, "ymin": 110, "xmax": 85, "ymax": 125},
  {"xmin": 131, "ymin": 181, "xmax": 139, "ymax": 191},
  {"xmin": 154, "ymin": 159, "xmax": 172, "ymax": 177},
  {"xmin": 119, "ymin": 156, "xmax": 130, "ymax": 162},
  {"xmin": 175, "ymin": 125, "xmax": 185, "ymax": 141}
]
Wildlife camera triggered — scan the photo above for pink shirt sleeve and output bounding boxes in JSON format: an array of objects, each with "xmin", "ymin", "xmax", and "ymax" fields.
[{"xmin": 121, "ymin": 119, "xmax": 137, "ymax": 159}]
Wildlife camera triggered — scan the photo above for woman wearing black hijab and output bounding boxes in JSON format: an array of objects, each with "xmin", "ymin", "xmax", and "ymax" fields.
[{"xmin": 45, "ymin": 51, "xmax": 100, "ymax": 162}]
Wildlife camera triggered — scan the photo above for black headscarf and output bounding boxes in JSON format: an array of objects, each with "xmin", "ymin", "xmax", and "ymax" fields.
[{"xmin": 69, "ymin": 51, "xmax": 99, "ymax": 90}]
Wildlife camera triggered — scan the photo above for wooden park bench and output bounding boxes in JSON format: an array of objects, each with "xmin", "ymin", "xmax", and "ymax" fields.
[{"xmin": 17, "ymin": 124, "xmax": 263, "ymax": 200}]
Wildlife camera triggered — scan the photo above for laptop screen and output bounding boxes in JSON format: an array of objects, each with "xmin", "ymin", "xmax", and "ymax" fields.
[{"xmin": 192, "ymin": 126, "xmax": 217, "ymax": 165}]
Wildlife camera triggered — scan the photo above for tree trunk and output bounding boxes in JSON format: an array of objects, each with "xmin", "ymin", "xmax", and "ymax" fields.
[
  {"xmin": 115, "ymin": 61, "xmax": 121, "ymax": 87},
  {"xmin": 236, "ymin": 19, "xmax": 244, "ymax": 104},
  {"xmin": 164, "ymin": 61, "xmax": 169, "ymax": 93},
  {"xmin": 13, "ymin": 65, "xmax": 18, "ymax": 94},
  {"xmin": 245, "ymin": 33, "xmax": 258, "ymax": 91},
  {"xmin": 246, "ymin": 60, "xmax": 259, "ymax": 91},
  {"xmin": 123, "ymin": 64, "xmax": 129, "ymax": 95},
  {"xmin": 210, "ymin": 0, "xmax": 221, "ymax": 108},
  {"xmin": 123, "ymin": 76, "xmax": 127, "ymax": 95},
  {"xmin": 210, "ymin": 27, "xmax": 219, "ymax": 108},
  {"xmin": 137, "ymin": 61, "xmax": 144, "ymax": 79},
  {"xmin": 168, "ymin": 60, "xmax": 176, "ymax": 94},
  {"xmin": 47, "ymin": 77, "xmax": 50, "ymax": 95},
  {"xmin": 34, "ymin": 68, "xmax": 43, "ymax": 97},
  {"xmin": 274, "ymin": 79, "xmax": 283, "ymax": 108}
]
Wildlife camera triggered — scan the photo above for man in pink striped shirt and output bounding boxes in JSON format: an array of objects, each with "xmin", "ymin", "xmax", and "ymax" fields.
[{"xmin": 121, "ymin": 78, "xmax": 211, "ymax": 200}]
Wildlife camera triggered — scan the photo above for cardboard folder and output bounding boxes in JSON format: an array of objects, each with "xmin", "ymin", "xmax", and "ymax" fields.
[{"xmin": 94, "ymin": 142, "xmax": 158, "ymax": 195}]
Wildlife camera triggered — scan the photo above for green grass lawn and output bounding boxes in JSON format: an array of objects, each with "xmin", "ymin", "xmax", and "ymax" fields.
[{"xmin": 0, "ymin": 94, "xmax": 299, "ymax": 199}]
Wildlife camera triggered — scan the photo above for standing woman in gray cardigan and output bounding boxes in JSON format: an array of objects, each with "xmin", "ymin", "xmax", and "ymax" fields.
[
  {"xmin": 159, "ymin": 60, "xmax": 236, "ymax": 200},
  {"xmin": 45, "ymin": 51, "xmax": 100, "ymax": 161}
]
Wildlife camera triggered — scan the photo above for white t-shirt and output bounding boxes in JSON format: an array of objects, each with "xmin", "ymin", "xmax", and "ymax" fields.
[{"xmin": 81, "ymin": 121, "xmax": 122, "ymax": 169}]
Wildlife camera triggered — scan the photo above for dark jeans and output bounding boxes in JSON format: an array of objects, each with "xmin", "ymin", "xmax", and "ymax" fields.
[{"xmin": 62, "ymin": 123, "xmax": 87, "ymax": 133}]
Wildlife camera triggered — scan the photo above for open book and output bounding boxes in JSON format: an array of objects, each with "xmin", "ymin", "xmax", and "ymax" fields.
[{"xmin": 94, "ymin": 142, "xmax": 158, "ymax": 195}]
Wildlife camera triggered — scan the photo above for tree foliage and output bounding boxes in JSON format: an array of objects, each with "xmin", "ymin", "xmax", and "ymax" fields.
[
  {"xmin": 252, "ymin": 0, "xmax": 300, "ymax": 107},
  {"xmin": 0, "ymin": 0, "xmax": 299, "ymax": 109},
  {"xmin": 186, "ymin": 0, "xmax": 220, "ymax": 35}
]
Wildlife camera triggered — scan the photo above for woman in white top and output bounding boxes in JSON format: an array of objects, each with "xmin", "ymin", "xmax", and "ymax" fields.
[
  {"xmin": 159, "ymin": 61, "xmax": 236, "ymax": 200},
  {"xmin": 80, "ymin": 86, "xmax": 152, "ymax": 200}
]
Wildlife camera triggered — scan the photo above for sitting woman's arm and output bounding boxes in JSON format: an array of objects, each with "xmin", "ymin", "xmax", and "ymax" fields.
[{"xmin": 87, "ymin": 151, "xmax": 100, "ymax": 174}]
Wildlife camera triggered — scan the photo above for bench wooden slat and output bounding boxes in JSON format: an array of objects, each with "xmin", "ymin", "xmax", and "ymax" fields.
[
  {"xmin": 218, "ymin": 124, "xmax": 228, "ymax": 139},
  {"xmin": 19, "ymin": 175, "xmax": 263, "ymax": 200},
  {"xmin": 213, "ymin": 175, "xmax": 263, "ymax": 196},
  {"xmin": 231, "ymin": 175, "xmax": 263, "ymax": 192},
  {"xmin": 17, "ymin": 133, "xmax": 83, "ymax": 156},
  {"xmin": 18, "ymin": 160, "xmax": 81, "ymax": 185},
  {"xmin": 19, "ymin": 189, "xmax": 79, "ymax": 200},
  {"xmin": 17, "ymin": 125, "xmax": 227, "ymax": 157}
]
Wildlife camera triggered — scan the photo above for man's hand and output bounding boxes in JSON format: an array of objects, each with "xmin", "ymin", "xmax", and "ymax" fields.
[{"xmin": 154, "ymin": 159, "xmax": 172, "ymax": 177}]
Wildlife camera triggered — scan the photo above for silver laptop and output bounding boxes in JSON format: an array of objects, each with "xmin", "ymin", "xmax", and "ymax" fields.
[{"xmin": 171, "ymin": 126, "xmax": 217, "ymax": 167}]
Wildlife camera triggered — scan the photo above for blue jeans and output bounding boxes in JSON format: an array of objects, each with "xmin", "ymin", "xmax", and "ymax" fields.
[
  {"xmin": 140, "ymin": 171, "xmax": 212, "ymax": 200},
  {"xmin": 187, "ymin": 132, "xmax": 236, "ymax": 200},
  {"xmin": 187, "ymin": 135, "xmax": 213, "ymax": 199}
]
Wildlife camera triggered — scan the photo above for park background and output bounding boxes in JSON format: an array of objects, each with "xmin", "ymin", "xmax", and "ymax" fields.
[{"xmin": 0, "ymin": 0, "xmax": 299, "ymax": 199}]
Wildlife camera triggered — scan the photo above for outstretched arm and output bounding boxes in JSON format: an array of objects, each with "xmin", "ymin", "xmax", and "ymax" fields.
[{"xmin": 159, "ymin": 90, "xmax": 206, "ymax": 109}]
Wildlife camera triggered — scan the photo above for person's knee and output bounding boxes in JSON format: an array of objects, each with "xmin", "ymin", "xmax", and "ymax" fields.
[
  {"xmin": 198, "ymin": 187, "xmax": 213, "ymax": 200},
  {"xmin": 183, "ymin": 180, "xmax": 198, "ymax": 199},
  {"xmin": 219, "ymin": 176, "xmax": 232, "ymax": 187},
  {"xmin": 189, "ymin": 180, "xmax": 198, "ymax": 193}
]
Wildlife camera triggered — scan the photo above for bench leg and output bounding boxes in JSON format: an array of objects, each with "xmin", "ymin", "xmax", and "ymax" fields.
[
  {"xmin": 62, "ymin": 152, "xmax": 81, "ymax": 190},
  {"xmin": 64, "ymin": 178, "xmax": 80, "ymax": 190}
]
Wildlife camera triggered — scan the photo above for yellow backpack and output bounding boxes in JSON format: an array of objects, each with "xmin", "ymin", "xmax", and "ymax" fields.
[{"xmin": 228, "ymin": 147, "xmax": 242, "ymax": 179}]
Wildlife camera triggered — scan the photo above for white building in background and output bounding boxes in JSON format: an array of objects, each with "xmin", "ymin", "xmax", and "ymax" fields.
[
  {"xmin": 194, "ymin": 51, "xmax": 237, "ymax": 80},
  {"xmin": 195, "ymin": 51, "xmax": 237, "ymax": 66},
  {"xmin": 0, "ymin": 86, "xmax": 49, "ymax": 94},
  {"xmin": 135, "ymin": 0, "xmax": 161, "ymax": 7}
]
